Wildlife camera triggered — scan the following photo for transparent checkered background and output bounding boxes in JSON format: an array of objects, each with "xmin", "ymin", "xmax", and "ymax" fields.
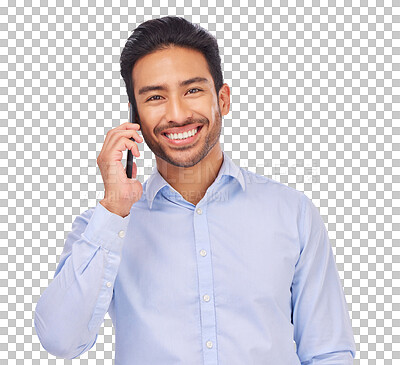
[{"xmin": 0, "ymin": 0, "xmax": 398, "ymax": 364}]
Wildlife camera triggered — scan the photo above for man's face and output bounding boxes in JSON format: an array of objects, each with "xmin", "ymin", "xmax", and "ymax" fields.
[{"xmin": 132, "ymin": 46, "xmax": 229, "ymax": 168}]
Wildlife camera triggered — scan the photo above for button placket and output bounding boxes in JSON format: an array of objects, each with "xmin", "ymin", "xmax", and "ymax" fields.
[{"xmin": 193, "ymin": 204, "xmax": 218, "ymax": 363}]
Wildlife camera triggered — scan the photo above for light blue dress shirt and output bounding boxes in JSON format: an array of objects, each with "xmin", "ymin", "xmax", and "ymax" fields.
[{"xmin": 34, "ymin": 151, "xmax": 356, "ymax": 364}]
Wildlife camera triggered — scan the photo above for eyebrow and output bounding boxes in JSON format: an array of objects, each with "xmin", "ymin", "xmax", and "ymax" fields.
[{"xmin": 138, "ymin": 77, "xmax": 209, "ymax": 96}]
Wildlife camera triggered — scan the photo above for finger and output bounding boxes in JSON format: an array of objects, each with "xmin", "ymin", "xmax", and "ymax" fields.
[
  {"xmin": 102, "ymin": 141, "xmax": 139, "ymax": 164},
  {"xmin": 100, "ymin": 129, "xmax": 143, "ymax": 162},
  {"xmin": 104, "ymin": 130, "xmax": 143, "ymax": 152},
  {"xmin": 105, "ymin": 122, "xmax": 140, "ymax": 140},
  {"xmin": 110, "ymin": 129, "xmax": 144, "ymax": 143},
  {"xmin": 113, "ymin": 136, "xmax": 140, "ymax": 157},
  {"xmin": 131, "ymin": 160, "xmax": 138, "ymax": 179},
  {"xmin": 116, "ymin": 122, "xmax": 140, "ymax": 130},
  {"xmin": 128, "ymin": 139, "xmax": 140, "ymax": 157}
]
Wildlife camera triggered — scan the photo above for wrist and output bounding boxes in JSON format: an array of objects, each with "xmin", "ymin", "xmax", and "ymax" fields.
[{"xmin": 100, "ymin": 199, "xmax": 131, "ymax": 218}]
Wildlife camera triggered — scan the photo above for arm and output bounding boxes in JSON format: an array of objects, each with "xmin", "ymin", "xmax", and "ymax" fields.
[
  {"xmin": 34, "ymin": 202, "xmax": 130, "ymax": 359},
  {"xmin": 291, "ymin": 194, "xmax": 357, "ymax": 364}
]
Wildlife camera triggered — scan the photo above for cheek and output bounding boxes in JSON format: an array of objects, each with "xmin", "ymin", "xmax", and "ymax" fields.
[
  {"xmin": 145, "ymin": 108, "xmax": 166, "ymax": 128},
  {"xmin": 209, "ymin": 102, "xmax": 221, "ymax": 120},
  {"xmin": 189, "ymin": 96, "xmax": 217, "ymax": 120},
  {"xmin": 138, "ymin": 110, "xmax": 159, "ymax": 132}
]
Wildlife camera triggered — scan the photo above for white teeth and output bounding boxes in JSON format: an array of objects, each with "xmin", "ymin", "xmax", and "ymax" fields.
[{"xmin": 166, "ymin": 127, "xmax": 198, "ymax": 140}]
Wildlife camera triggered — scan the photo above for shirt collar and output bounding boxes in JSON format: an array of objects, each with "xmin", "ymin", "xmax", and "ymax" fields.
[{"xmin": 144, "ymin": 150, "xmax": 245, "ymax": 210}]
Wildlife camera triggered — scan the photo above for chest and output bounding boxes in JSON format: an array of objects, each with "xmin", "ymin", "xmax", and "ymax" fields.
[{"xmin": 116, "ymin": 199, "xmax": 300, "ymax": 311}]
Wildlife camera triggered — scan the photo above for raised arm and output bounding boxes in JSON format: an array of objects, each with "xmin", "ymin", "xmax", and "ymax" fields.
[
  {"xmin": 34, "ymin": 203, "xmax": 130, "ymax": 359},
  {"xmin": 34, "ymin": 120, "xmax": 144, "ymax": 359}
]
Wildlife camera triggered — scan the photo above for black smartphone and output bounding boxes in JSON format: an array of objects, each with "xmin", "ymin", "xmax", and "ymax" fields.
[{"xmin": 125, "ymin": 102, "xmax": 138, "ymax": 178}]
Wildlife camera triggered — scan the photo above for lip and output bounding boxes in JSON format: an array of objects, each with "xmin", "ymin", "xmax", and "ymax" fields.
[
  {"xmin": 161, "ymin": 125, "xmax": 203, "ymax": 146},
  {"xmin": 162, "ymin": 123, "xmax": 203, "ymax": 135}
]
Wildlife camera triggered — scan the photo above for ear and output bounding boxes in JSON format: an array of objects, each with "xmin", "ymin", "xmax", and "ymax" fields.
[{"xmin": 218, "ymin": 83, "xmax": 231, "ymax": 117}]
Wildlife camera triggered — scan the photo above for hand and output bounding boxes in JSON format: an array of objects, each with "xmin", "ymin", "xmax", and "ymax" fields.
[{"xmin": 97, "ymin": 122, "xmax": 144, "ymax": 217}]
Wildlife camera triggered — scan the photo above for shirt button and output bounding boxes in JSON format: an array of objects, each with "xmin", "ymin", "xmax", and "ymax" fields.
[
  {"xmin": 196, "ymin": 208, "xmax": 202, "ymax": 215},
  {"xmin": 206, "ymin": 341, "xmax": 213, "ymax": 349},
  {"xmin": 203, "ymin": 294, "xmax": 210, "ymax": 302},
  {"xmin": 118, "ymin": 230, "xmax": 125, "ymax": 238},
  {"xmin": 106, "ymin": 282, "xmax": 112, "ymax": 288},
  {"xmin": 200, "ymin": 249, "xmax": 207, "ymax": 257}
]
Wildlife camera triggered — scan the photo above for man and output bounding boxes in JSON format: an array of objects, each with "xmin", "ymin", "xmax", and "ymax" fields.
[{"xmin": 34, "ymin": 16, "xmax": 356, "ymax": 364}]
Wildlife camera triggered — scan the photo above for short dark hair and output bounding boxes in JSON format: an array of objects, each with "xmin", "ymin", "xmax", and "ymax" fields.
[{"xmin": 120, "ymin": 16, "xmax": 224, "ymax": 122}]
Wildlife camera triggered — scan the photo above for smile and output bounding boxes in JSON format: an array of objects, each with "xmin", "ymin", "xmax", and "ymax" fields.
[
  {"xmin": 162, "ymin": 126, "xmax": 203, "ymax": 145},
  {"xmin": 166, "ymin": 127, "xmax": 199, "ymax": 140}
]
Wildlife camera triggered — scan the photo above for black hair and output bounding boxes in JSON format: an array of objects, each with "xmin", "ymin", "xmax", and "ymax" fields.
[{"xmin": 120, "ymin": 16, "xmax": 224, "ymax": 123}]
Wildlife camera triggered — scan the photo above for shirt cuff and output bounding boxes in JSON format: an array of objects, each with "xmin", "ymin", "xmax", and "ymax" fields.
[{"xmin": 82, "ymin": 201, "xmax": 131, "ymax": 255}]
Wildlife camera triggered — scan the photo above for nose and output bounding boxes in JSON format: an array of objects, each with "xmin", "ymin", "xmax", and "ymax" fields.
[{"xmin": 165, "ymin": 94, "xmax": 193, "ymax": 124}]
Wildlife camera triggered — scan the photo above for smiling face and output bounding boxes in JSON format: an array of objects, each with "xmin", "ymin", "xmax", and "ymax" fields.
[{"xmin": 132, "ymin": 46, "xmax": 230, "ymax": 168}]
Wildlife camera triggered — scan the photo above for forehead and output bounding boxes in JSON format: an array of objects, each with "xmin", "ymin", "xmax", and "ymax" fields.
[{"xmin": 132, "ymin": 46, "xmax": 213, "ymax": 93}]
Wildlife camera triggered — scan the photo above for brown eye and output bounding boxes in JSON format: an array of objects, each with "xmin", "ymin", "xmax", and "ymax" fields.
[
  {"xmin": 146, "ymin": 95, "xmax": 162, "ymax": 102},
  {"xmin": 187, "ymin": 88, "xmax": 202, "ymax": 94}
]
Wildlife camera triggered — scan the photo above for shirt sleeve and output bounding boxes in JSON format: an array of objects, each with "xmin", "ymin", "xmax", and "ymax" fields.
[
  {"xmin": 34, "ymin": 201, "xmax": 130, "ymax": 359},
  {"xmin": 291, "ymin": 194, "xmax": 357, "ymax": 364}
]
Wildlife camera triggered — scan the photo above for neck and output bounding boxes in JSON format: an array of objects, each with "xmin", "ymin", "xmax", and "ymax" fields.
[{"xmin": 155, "ymin": 143, "xmax": 224, "ymax": 206}]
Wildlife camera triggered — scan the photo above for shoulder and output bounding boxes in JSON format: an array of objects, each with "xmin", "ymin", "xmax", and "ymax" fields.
[{"xmin": 241, "ymin": 167, "xmax": 307, "ymax": 205}]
